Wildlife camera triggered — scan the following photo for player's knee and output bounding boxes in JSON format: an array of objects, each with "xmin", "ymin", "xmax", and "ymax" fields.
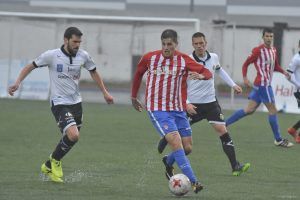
[
  {"xmin": 184, "ymin": 145, "xmax": 192, "ymax": 155},
  {"xmin": 245, "ymin": 108, "xmax": 255, "ymax": 115},
  {"xmin": 165, "ymin": 132, "xmax": 182, "ymax": 150},
  {"xmin": 66, "ymin": 125, "xmax": 80, "ymax": 142}
]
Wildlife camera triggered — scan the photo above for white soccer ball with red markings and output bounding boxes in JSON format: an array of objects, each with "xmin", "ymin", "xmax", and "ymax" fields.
[{"xmin": 168, "ymin": 174, "xmax": 191, "ymax": 196}]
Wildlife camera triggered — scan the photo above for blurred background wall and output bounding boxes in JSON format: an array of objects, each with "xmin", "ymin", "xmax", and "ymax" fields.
[{"xmin": 0, "ymin": 0, "xmax": 299, "ymax": 110}]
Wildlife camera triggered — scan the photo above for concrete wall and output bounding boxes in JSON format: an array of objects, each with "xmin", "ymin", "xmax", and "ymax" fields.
[
  {"xmin": 2, "ymin": 16, "xmax": 300, "ymax": 85},
  {"xmin": 0, "ymin": 16, "xmax": 196, "ymax": 83}
]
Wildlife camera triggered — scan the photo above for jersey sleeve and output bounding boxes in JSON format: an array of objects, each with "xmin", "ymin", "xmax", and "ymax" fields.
[
  {"xmin": 273, "ymin": 48, "xmax": 285, "ymax": 74},
  {"xmin": 242, "ymin": 47, "xmax": 259, "ymax": 77},
  {"xmin": 213, "ymin": 54, "xmax": 221, "ymax": 70},
  {"xmin": 33, "ymin": 50, "xmax": 53, "ymax": 68},
  {"xmin": 288, "ymin": 55, "xmax": 299, "ymax": 73},
  {"xmin": 288, "ymin": 55, "xmax": 300, "ymax": 88},
  {"xmin": 183, "ymin": 54, "xmax": 212, "ymax": 80},
  {"xmin": 83, "ymin": 51, "xmax": 96, "ymax": 71},
  {"xmin": 131, "ymin": 53, "xmax": 149, "ymax": 98},
  {"xmin": 217, "ymin": 68, "xmax": 236, "ymax": 87}
]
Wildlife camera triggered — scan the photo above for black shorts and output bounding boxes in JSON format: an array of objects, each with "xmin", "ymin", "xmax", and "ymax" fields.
[
  {"xmin": 51, "ymin": 102, "xmax": 83, "ymax": 133},
  {"xmin": 188, "ymin": 100, "xmax": 225, "ymax": 125}
]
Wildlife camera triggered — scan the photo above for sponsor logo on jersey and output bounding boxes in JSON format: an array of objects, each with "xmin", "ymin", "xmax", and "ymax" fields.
[
  {"xmin": 152, "ymin": 68, "xmax": 178, "ymax": 75},
  {"xmin": 58, "ymin": 74, "xmax": 69, "ymax": 79},
  {"xmin": 68, "ymin": 67, "xmax": 76, "ymax": 72},
  {"xmin": 57, "ymin": 64, "xmax": 63, "ymax": 72}
]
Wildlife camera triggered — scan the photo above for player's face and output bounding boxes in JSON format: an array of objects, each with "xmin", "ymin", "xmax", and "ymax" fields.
[
  {"xmin": 192, "ymin": 36, "xmax": 207, "ymax": 57},
  {"xmin": 64, "ymin": 35, "xmax": 82, "ymax": 56},
  {"xmin": 263, "ymin": 32, "xmax": 273, "ymax": 47},
  {"xmin": 161, "ymin": 38, "xmax": 177, "ymax": 58}
]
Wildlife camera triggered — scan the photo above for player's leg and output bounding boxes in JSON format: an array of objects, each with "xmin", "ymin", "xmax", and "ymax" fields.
[
  {"xmin": 226, "ymin": 88, "xmax": 260, "ymax": 126},
  {"xmin": 148, "ymin": 111, "xmax": 203, "ymax": 193},
  {"xmin": 212, "ymin": 124, "xmax": 250, "ymax": 175},
  {"xmin": 164, "ymin": 131, "xmax": 202, "ymax": 193},
  {"xmin": 157, "ymin": 103, "xmax": 201, "ymax": 154},
  {"xmin": 265, "ymin": 102, "xmax": 293, "ymax": 147},
  {"xmin": 262, "ymin": 86, "xmax": 293, "ymax": 147},
  {"xmin": 173, "ymin": 111, "xmax": 203, "ymax": 193},
  {"xmin": 207, "ymin": 101, "xmax": 250, "ymax": 175},
  {"xmin": 288, "ymin": 120, "xmax": 300, "ymax": 142},
  {"xmin": 182, "ymin": 136, "xmax": 193, "ymax": 155},
  {"xmin": 42, "ymin": 103, "xmax": 82, "ymax": 181}
]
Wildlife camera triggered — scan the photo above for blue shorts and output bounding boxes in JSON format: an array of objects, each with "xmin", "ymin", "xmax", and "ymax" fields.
[
  {"xmin": 148, "ymin": 111, "xmax": 192, "ymax": 137},
  {"xmin": 248, "ymin": 85, "xmax": 275, "ymax": 104}
]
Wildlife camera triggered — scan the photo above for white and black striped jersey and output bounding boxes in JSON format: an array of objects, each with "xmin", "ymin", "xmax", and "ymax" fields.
[
  {"xmin": 187, "ymin": 51, "xmax": 236, "ymax": 104},
  {"xmin": 288, "ymin": 52, "xmax": 300, "ymax": 89},
  {"xmin": 33, "ymin": 46, "xmax": 96, "ymax": 105}
]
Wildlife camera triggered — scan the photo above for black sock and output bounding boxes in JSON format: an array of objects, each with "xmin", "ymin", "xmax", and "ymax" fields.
[
  {"xmin": 51, "ymin": 135, "xmax": 77, "ymax": 161},
  {"xmin": 293, "ymin": 120, "xmax": 300, "ymax": 130},
  {"xmin": 220, "ymin": 133, "xmax": 237, "ymax": 170}
]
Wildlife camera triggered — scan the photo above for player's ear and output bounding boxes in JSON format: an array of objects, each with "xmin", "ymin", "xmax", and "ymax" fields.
[{"xmin": 63, "ymin": 37, "xmax": 68, "ymax": 45}]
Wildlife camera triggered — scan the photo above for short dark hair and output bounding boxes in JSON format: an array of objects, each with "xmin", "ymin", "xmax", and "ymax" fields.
[
  {"xmin": 64, "ymin": 27, "xmax": 83, "ymax": 40},
  {"xmin": 161, "ymin": 29, "xmax": 178, "ymax": 43},
  {"xmin": 262, "ymin": 28, "xmax": 273, "ymax": 36},
  {"xmin": 192, "ymin": 32, "xmax": 206, "ymax": 40}
]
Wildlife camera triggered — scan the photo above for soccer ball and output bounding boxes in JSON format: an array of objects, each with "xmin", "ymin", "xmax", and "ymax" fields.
[{"xmin": 168, "ymin": 174, "xmax": 191, "ymax": 196}]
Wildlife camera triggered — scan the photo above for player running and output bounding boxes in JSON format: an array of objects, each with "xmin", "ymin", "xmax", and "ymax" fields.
[
  {"xmin": 158, "ymin": 32, "xmax": 250, "ymax": 176},
  {"xmin": 8, "ymin": 27, "xmax": 114, "ymax": 182},
  {"xmin": 287, "ymin": 40, "xmax": 300, "ymax": 143},
  {"xmin": 131, "ymin": 29, "xmax": 212, "ymax": 193},
  {"xmin": 225, "ymin": 28, "xmax": 293, "ymax": 148}
]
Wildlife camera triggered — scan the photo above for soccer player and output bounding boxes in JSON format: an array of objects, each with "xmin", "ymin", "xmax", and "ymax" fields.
[
  {"xmin": 287, "ymin": 40, "xmax": 300, "ymax": 143},
  {"xmin": 8, "ymin": 27, "xmax": 114, "ymax": 183},
  {"xmin": 157, "ymin": 32, "xmax": 250, "ymax": 176},
  {"xmin": 131, "ymin": 29, "xmax": 212, "ymax": 193},
  {"xmin": 225, "ymin": 28, "xmax": 293, "ymax": 148}
]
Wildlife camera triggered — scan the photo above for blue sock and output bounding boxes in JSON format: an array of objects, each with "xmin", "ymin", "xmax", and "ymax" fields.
[
  {"xmin": 166, "ymin": 152, "xmax": 176, "ymax": 166},
  {"xmin": 226, "ymin": 109, "xmax": 246, "ymax": 126},
  {"xmin": 173, "ymin": 149, "xmax": 197, "ymax": 183},
  {"xmin": 268, "ymin": 114, "xmax": 282, "ymax": 141}
]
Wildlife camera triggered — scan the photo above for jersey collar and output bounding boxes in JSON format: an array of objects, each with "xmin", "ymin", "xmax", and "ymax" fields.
[
  {"xmin": 60, "ymin": 45, "xmax": 74, "ymax": 64},
  {"xmin": 192, "ymin": 50, "xmax": 211, "ymax": 65}
]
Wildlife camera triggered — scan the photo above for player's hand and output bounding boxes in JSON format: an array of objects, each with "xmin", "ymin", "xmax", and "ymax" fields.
[
  {"xmin": 284, "ymin": 71, "xmax": 291, "ymax": 80},
  {"xmin": 243, "ymin": 77, "xmax": 252, "ymax": 88},
  {"xmin": 8, "ymin": 83, "xmax": 19, "ymax": 96},
  {"xmin": 188, "ymin": 72, "xmax": 205, "ymax": 80},
  {"xmin": 104, "ymin": 93, "xmax": 114, "ymax": 104},
  {"xmin": 131, "ymin": 97, "xmax": 143, "ymax": 112},
  {"xmin": 186, "ymin": 103, "xmax": 197, "ymax": 115},
  {"xmin": 233, "ymin": 85, "xmax": 242, "ymax": 94}
]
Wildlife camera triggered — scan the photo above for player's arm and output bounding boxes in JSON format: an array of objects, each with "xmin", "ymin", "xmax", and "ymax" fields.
[
  {"xmin": 8, "ymin": 63, "xmax": 35, "ymax": 96},
  {"xmin": 184, "ymin": 54, "xmax": 212, "ymax": 80},
  {"xmin": 274, "ymin": 55, "xmax": 289, "ymax": 78},
  {"xmin": 242, "ymin": 48, "xmax": 259, "ymax": 87},
  {"xmin": 89, "ymin": 69, "xmax": 114, "ymax": 104},
  {"xmin": 131, "ymin": 54, "xmax": 149, "ymax": 112},
  {"xmin": 216, "ymin": 67, "xmax": 242, "ymax": 94},
  {"xmin": 287, "ymin": 57, "xmax": 300, "ymax": 88}
]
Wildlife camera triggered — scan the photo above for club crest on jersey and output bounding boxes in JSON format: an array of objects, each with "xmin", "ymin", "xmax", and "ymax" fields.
[
  {"xmin": 57, "ymin": 64, "xmax": 63, "ymax": 72},
  {"xmin": 163, "ymin": 124, "xmax": 169, "ymax": 130}
]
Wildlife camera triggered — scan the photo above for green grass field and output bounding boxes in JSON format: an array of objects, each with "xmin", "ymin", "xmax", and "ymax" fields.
[{"xmin": 0, "ymin": 99, "xmax": 299, "ymax": 200}]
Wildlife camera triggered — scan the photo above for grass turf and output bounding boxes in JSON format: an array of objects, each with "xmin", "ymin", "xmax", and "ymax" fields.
[{"xmin": 0, "ymin": 99, "xmax": 299, "ymax": 200}]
